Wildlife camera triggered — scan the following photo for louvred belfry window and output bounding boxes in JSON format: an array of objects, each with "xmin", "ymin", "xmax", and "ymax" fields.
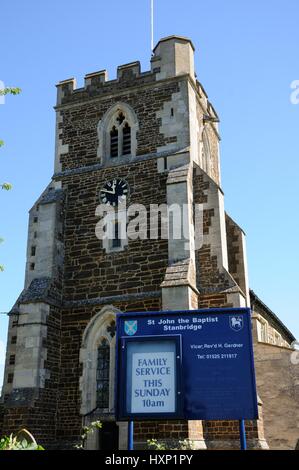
[
  {"xmin": 96, "ymin": 338, "xmax": 110, "ymax": 408},
  {"xmin": 122, "ymin": 122, "xmax": 131, "ymax": 155},
  {"xmin": 109, "ymin": 111, "xmax": 132, "ymax": 158},
  {"xmin": 110, "ymin": 126, "xmax": 118, "ymax": 158},
  {"xmin": 98, "ymin": 103, "xmax": 138, "ymax": 163}
]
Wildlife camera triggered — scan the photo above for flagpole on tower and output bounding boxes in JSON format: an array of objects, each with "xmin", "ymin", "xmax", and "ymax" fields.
[{"xmin": 151, "ymin": 0, "xmax": 154, "ymax": 53}]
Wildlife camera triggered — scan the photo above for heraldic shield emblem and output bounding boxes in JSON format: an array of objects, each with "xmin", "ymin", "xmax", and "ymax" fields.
[
  {"xmin": 124, "ymin": 320, "xmax": 137, "ymax": 336},
  {"xmin": 229, "ymin": 315, "xmax": 244, "ymax": 332}
]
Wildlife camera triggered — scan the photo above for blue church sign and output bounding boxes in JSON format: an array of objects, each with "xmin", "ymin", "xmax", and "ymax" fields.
[{"xmin": 116, "ymin": 308, "xmax": 258, "ymax": 422}]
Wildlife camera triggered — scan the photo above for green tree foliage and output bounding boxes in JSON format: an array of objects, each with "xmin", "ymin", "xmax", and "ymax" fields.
[
  {"xmin": 0, "ymin": 87, "xmax": 21, "ymax": 96},
  {"xmin": 0, "ymin": 86, "xmax": 21, "ymax": 189},
  {"xmin": 0, "ymin": 86, "xmax": 21, "ymax": 271}
]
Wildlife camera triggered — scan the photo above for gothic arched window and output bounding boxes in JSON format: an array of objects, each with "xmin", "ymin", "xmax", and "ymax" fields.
[
  {"xmin": 96, "ymin": 338, "xmax": 110, "ymax": 408},
  {"xmin": 108, "ymin": 111, "xmax": 132, "ymax": 158},
  {"xmin": 97, "ymin": 103, "xmax": 138, "ymax": 164}
]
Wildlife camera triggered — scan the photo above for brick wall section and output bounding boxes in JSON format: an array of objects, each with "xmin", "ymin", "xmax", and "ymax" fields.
[
  {"xmin": 203, "ymin": 418, "xmax": 262, "ymax": 441},
  {"xmin": 134, "ymin": 420, "xmax": 190, "ymax": 441},
  {"xmin": 134, "ymin": 419, "xmax": 263, "ymax": 448},
  {"xmin": 3, "ymin": 392, "xmax": 57, "ymax": 448},
  {"xmin": 198, "ymin": 293, "xmax": 231, "ymax": 309},
  {"xmin": 135, "ymin": 420, "xmax": 204, "ymax": 445}
]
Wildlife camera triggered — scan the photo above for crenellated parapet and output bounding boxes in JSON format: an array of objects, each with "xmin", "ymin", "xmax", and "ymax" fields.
[
  {"xmin": 84, "ymin": 69, "xmax": 108, "ymax": 88},
  {"xmin": 56, "ymin": 77, "xmax": 76, "ymax": 106},
  {"xmin": 55, "ymin": 36, "xmax": 199, "ymax": 107}
]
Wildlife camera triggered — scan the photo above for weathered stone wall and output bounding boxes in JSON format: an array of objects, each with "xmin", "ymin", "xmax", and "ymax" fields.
[
  {"xmin": 254, "ymin": 342, "xmax": 299, "ymax": 450},
  {"xmin": 57, "ymin": 77, "xmax": 181, "ymax": 171},
  {"xmin": 193, "ymin": 167, "xmax": 236, "ymax": 295},
  {"xmin": 226, "ymin": 214, "xmax": 250, "ymax": 304},
  {"xmin": 60, "ymin": 158, "xmax": 169, "ymax": 302}
]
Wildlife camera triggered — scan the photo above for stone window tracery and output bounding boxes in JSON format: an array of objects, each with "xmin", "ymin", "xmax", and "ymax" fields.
[
  {"xmin": 80, "ymin": 306, "xmax": 120, "ymax": 417},
  {"xmin": 97, "ymin": 103, "xmax": 138, "ymax": 164},
  {"xmin": 108, "ymin": 111, "xmax": 132, "ymax": 158}
]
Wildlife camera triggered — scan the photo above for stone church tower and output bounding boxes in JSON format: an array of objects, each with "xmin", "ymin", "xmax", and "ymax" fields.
[{"xmin": 2, "ymin": 35, "xmax": 295, "ymax": 450}]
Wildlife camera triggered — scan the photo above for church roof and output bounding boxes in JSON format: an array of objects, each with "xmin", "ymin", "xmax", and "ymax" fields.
[{"xmin": 250, "ymin": 289, "xmax": 296, "ymax": 343}]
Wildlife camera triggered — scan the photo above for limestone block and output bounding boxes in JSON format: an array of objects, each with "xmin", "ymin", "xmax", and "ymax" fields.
[{"xmin": 152, "ymin": 36, "xmax": 195, "ymax": 81}]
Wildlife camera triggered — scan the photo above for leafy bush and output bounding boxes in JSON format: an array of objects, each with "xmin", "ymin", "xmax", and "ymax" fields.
[
  {"xmin": 147, "ymin": 438, "xmax": 196, "ymax": 450},
  {"xmin": 0, "ymin": 429, "xmax": 44, "ymax": 450},
  {"xmin": 75, "ymin": 420, "xmax": 102, "ymax": 449}
]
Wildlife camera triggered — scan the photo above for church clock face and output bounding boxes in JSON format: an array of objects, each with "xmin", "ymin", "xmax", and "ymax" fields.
[{"xmin": 99, "ymin": 178, "xmax": 129, "ymax": 206}]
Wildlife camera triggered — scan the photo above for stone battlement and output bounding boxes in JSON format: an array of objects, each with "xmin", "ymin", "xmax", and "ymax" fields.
[
  {"xmin": 55, "ymin": 36, "xmax": 214, "ymax": 107},
  {"xmin": 55, "ymin": 55, "xmax": 217, "ymax": 127}
]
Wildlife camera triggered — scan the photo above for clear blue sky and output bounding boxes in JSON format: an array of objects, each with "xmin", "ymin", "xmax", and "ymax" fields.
[{"xmin": 1, "ymin": 0, "xmax": 298, "ymax": 387}]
